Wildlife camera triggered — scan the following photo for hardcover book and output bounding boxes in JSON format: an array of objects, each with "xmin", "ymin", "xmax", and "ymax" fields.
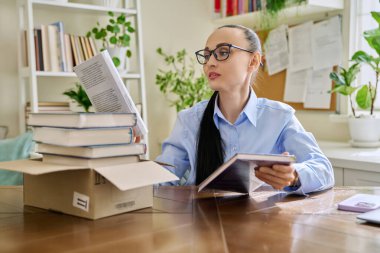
[
  {"xmin": 338, "ymin": 194, "xmax": 380, "ymax": 213},
  {"xmin": 42, "ymin": 153, "xmax": 140, "ymax": 168},
  {"xmin": 198, "ymin": 153, "xmax": 296, "ymax": 193},
  {"xmin": 33, "ymin": 126, "xmax": 133, "ymax": 146},
  {"xmin": 28, "ymin": 112, "xmax": 137, "ymax": 128},
  {"xmin": 37, "ymin": 142, "xmax": 146, "ymax": 158}
]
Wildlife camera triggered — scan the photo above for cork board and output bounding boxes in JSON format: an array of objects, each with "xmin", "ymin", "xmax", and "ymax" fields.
[{"xmin": 253, "ymin": 31, "xmax": 336, "ymax": 111}]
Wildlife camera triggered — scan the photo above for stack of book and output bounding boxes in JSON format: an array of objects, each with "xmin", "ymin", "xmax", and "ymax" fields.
[{"xmin": 27, "ymin": 112, "xmax": 146, "ymax": 167}]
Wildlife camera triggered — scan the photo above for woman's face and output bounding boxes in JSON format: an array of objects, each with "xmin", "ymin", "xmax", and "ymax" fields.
[{"xmin": 202, "ymin": 28, "xmax": 258, "ymax": 93}]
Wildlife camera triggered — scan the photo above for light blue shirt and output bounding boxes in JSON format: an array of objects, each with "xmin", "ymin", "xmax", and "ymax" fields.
[{"xmin": 156, "ymin": 91, "xmax": 334, "ymax": 195}]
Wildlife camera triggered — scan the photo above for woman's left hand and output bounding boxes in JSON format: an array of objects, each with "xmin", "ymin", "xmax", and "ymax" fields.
[
  {"xmin": 255, "ymin": 164, "xmax": 297, "ymax": 190},
  {"xmin": 254, "ymin": 152, "xmax": 298, "ymax": 190}
]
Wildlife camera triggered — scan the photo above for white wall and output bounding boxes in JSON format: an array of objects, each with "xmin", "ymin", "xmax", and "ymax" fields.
[{"xmin": 0, "ymin": 0, "xmax": 350, "ymax": 159}]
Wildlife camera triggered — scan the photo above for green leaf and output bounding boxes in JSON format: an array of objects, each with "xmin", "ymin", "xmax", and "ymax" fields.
[
  {"xmin": 112, "ymin": 57, "xmax": 120, "ymax": 67},
  {"xmin": 351, "ymin": 50, "xmax": 373, "ymax": 65},
  {"xmin": 371, "ymin": 11, "xmax": 380, "ymax": 26},
  {"xmin": 109, "ymin": 36, "xmax": 117, "ymax": 44},
  {"xmin": 112, "ymin": 25, "xmax": 120, "ymax": 34},
  {"xmin": 329, "ymin": 72, "xmax": 345, "ymax": 86},
  {"xmin": 364, "ymin": 28, "xmax": 380, "ymax": 56},
  {"xmin": 117, "ymin": 14, "xmax": 126, "ymax": 24},
  {"xmin": 108, "ymin": 11, "xmax": 114, "ymax": 17},
  {"xmin": 109, "ymin": 18, "xmax": 115, "ymax": 24},
  {"xmin": 356, "ymin": 85, "xmax": 372, "ymax": 109},
  {"xmin": 127, "ymin": 26, "xmax": 135, "ymax": 33},
  {"xmin": 86, "ymin": 31, "xmax": 91, "ymax": 38},
  {"xmin": 126, "ymin": 49, "xmax": 132, "ymax": 58}
]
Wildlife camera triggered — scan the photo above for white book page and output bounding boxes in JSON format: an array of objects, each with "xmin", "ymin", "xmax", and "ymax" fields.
[
  {"xmin": 288, "ymin": 22, "xmax": 313, "ymax": 72},
  {"xmin": 264, "ymin": 25, "xmax": 289, "ymax": 76},
  {"xmin": 73, "ymin": 51, "xmax": 147, "ymax": 135}
]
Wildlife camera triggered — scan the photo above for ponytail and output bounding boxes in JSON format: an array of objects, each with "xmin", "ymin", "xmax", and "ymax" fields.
[{"xmin": 196, "ymin": 91, "xmax": 225, "ymax": 184}]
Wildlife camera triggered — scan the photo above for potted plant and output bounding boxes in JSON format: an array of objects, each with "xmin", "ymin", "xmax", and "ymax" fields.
[
  {"xmin": 155, "ymin": 48, "xmax": 213, "ymax": 112},
  {"xmin": 86, "ymin": 11, "xmax": 135, "ymax": 72},
  {"xmin": 330, "ymin": 11, "xmax": 380, "ymax": 146},
  {"xmin": 63, "ymin": 83, "xmax": 93, "ymax": 112}
]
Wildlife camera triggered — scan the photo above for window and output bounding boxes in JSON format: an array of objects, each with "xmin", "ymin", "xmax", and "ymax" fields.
[{"xmin": 355, "ymin": 0, "xmax": 380, "ymax": 109}]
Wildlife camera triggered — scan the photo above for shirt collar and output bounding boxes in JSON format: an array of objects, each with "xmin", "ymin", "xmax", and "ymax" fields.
[{"xmin": 212, "ymin": 89, "xmax": 257, "ymax": 129}]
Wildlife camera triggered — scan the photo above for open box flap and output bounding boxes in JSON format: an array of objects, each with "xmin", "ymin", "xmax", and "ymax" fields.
[
  {"xmin": 94, "ymin": 161, "xmax": 179, "ymax": 191},
  {"xmin": 0, "ymin": 160, "xmax": 88, "ymax": 175}
]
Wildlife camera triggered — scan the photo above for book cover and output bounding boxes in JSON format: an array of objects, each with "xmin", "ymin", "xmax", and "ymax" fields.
[
  {"xmin": 73, "ymin": 50, "xmax": 148, "ymax": 136},
  {"xmin": 28, "ymin": 112, "xmax": 137, "ymax": 128},
  {"xmin": 198, "ymin": 153, "xmax": 296, "ymax": 193},
  {"xmin": 338, "ymin": 194, "xmax": 380, "ymax": 213},
  {"xmin": 33, "ymin": 126, "xmax": 133, "ymax": 146},
  {"xmin": 37, "ymin": 142, "xmax": 146, "ymax": 158}
]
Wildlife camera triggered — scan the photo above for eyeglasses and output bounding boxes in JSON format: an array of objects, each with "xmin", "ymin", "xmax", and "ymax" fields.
[{"xmin": 195, "ymin": 43, "xmax": 254, "ymax": 65}]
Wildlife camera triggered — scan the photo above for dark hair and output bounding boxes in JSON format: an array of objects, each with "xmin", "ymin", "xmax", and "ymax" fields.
[{"xmin": 195, "ymin": 25, "xmax": 262, "ymax": 185}]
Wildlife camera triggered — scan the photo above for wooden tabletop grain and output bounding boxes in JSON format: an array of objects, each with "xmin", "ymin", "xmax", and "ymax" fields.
[{"xmin": 0, "ymin": 186, "xmax": 379, "ymax": 253}]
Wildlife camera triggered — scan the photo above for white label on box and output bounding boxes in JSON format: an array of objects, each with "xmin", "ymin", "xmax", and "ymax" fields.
[{"xmin": 73, "ymin": 191, "xmax": 90, "ymax": 212}]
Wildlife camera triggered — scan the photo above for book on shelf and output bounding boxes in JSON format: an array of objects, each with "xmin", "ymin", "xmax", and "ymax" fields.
[
  {"xmin": 40, "ymin": 24, "xmax": 51, "ymax": 71},
  {"xmin": 50, "ymin": 21, "xmax": 67, "ymax": 72},
  {"xmin": 37, "ymin": 142, "xmax": 146, "ymax": 158},
  {"xmin": 47, "ymin": 24, "xmax": 60, "ymax": 72},
  {"xmin": 33, "ymin": 126, "xmax": 134, "ymax": 146},
  {"xmin": 27, "ymin": 112, "xmax": 137, "ymax": 128},
  {"xmin": 64, "ymin": 34, "xmax": 73, "ymax": 72},
  {"xmin": 73, "ymin": 50, "xmax": 148, "ymax": 136},
  {"xmin": 198, "ymin": 153, "xmax": 296, "ymax": 193},
  {"xmin": 42, "ymin": 153, "xmax": 140, "ymax": 167},
  {"xmin": 338, "ymin": 194, "xmax": 380, "ymax": 213}
]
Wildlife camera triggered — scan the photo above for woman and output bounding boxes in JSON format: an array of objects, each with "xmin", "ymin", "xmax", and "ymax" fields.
[{"xmin": 156, "ymin": 25, "xmax": 334, "ymax": 195}]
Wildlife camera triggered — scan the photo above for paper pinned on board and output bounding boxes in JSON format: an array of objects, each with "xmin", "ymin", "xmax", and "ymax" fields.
[
  {"xmin": 288, "ymin": 22, "xmax": 313, "ymax": 72},
  {"xmin": 283, "ymin": 68, "xmax": 312, "ymax": 103},
  {"xmin": 264, "ymin": 25, "xmax": 289, "ymax": 76},
  {"xmin": 312, "ymin": 16, "xmax": 342, "ymax": 70},
  {"xmin": 303, "ymin": 68, "xmax": 333, "ymax": 109}
]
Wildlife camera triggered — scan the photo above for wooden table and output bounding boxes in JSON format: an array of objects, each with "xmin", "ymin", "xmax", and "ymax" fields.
[{"xmin": 0, "ymin": 186, "xmax": 380, "ymax": 253}]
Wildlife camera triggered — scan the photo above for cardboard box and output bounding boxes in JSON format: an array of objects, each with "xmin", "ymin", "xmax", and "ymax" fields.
[{"xmin": 0, "ymin": 160, "xmax": 178, "ymax": 219}]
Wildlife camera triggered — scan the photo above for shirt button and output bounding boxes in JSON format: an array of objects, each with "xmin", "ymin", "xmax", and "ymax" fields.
[{"xmin": 232, "ymin": 146, "xmax": 237, "ymax": 151}]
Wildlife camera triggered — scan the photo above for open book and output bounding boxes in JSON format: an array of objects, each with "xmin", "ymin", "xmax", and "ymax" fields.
[
  {"xmin": 73, "ymin": 51, "xmax": 147, "ymax": 135},
  {"xmin": 198, "ymin": 153, "xmax": 296, "ymax": 193}
]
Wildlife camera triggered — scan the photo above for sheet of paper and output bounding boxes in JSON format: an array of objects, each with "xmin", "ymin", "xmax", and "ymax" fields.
[
  {"xmin": 284, "ymin": 69, "xmax": 311, "ymax": 103},
  {"xmin": 312, "ymin": 16, "xmax": 342, "ymax": 70},
  {"xmin": 264, "ymin": 25, "xmax": 289, "ymax": 76},
  {"xmin": 303, "ymin": 68, "xmax": 332, "ymax": 109},
  {"xmin": 288, "ymin": 22, "xmax": 313, "ymax": 72}
]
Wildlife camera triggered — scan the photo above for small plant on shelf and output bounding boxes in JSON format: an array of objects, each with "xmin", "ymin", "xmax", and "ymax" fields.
[
  {"xmin": 86, "ymin": 11, "xmax": 135, "ymax": 68},
  {"xmin": 63, "ymin": 83, "xmax": 92, "ymax": 112}
]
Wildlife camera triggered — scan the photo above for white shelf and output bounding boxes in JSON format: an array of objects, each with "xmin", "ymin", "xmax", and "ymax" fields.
[
  {"xmin": 34, "ymin": 71, "xmax": 141, "ymax": 79},
  {"xmin": 20, "ymin": 68, "xmax": 141, "ymax": 79},
  {"xmin": 31, "ymin": 0, "xmax": 137, "ymax": 15},
  {"xmin": 213, "ymin": 0, "xmax": 344, "ymax": 31}
]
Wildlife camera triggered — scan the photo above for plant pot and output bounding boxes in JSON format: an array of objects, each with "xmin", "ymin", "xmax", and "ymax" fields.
[
  {"xmin": 348, "ymin": 115, "xmax": 380, "ymax": 147},
  {"xmin": 106, "ymin": 47, "xmax": 129, "ymax": 74}
]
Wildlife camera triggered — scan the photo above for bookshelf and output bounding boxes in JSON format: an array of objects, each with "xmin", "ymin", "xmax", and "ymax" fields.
[
  {"xmin": 17, "ymin": 0, "xmax": 149, "ymax": 152},
  {"xmin": 213, "ymin": 0, "xmax": 344, "ymax": 31}
]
